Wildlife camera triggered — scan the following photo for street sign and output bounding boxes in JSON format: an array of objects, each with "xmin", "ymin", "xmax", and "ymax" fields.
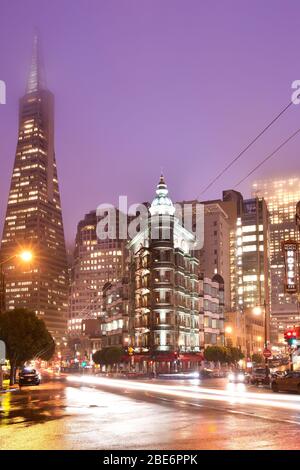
[
  {"xmin": 263, "ymin": 348, "xmax": 272, "ymax": 358},
  {"xmin": 282, "ymin": 240, "xmax": 298, "ymax": 294}
]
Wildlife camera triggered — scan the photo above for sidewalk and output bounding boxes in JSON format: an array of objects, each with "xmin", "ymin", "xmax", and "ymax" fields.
[{"xmin": 0, "ymin": 379, "xmax": 19, "ymax": 393}]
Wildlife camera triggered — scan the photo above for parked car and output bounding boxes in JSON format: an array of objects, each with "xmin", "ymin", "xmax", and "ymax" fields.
[
  {"xmin": 269, "ymin": 360, "xmax": 281, "ymax": 368},
  {"xmin": 18, "ymin": 368, "xmax": 40, "ymax": 386},
  {"xmin": 271, "ymin": 371, "xmax": 300, "ymax": 393},
  {"xmin": 249, "ymin": 367, "xmax": 269, "ymax": 385},
  {"xmin": 270, "ymin": 370, "xmax": 287, "ymax": 379}
]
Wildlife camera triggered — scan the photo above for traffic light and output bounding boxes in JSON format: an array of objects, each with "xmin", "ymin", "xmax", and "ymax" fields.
[{"xmin": 284, "ymin": 328, "xmax": 298, "ymax": 346}]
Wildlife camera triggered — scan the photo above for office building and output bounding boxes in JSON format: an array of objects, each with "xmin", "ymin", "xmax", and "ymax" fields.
[
  {"xmin": 68, "ymin": 210, "xmax": 127, "ymax": 333},
  {"xmin": 0, "ymin": 35, "xmax": 68, "ymax": 339},
  {"xmin": 252, "ymin": 177, "xmax": 300, "ymax": 343}
]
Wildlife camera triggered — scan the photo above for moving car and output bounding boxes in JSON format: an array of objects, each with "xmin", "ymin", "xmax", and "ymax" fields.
[
  {"xmin": 18, "ymin": 368, "xmax": 40, "ymax": 386},
  {"xmin": 228, "ymin": 371, "xmax": 248, "ymax": 383},
  {"xmin": 271, "ymin": 371, "xmax": 300, "ymax": 393},
  {"xmin": 200, "ymin": 368, "xmax": 227, "ymax": 378},
  {"xmin": 249, "ymin": 367, "xmax": 269, "ymax": 385}
]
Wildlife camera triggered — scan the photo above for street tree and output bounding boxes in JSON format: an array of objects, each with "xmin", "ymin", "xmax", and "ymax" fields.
[
  {"xmin": 204, "ymin": 346, "xmax": 227, "ymax": 363},
  {"xmin": 251, "ymin": 353, "xmax": 264, "ymax": 364},
  {"xmin": 0, "ymin": 308, "xmax": 55, "ymax": 384},
  {"xmin": 226, "ymin": 347, "xmax": 244, "ymax": 364},
  {"xmin": 92, "ymin": 346, "xmax": 123, "ymax": 368},
  {"xmin": 92, "ymin": 349, "xmax": 106, "ymax": 365}
]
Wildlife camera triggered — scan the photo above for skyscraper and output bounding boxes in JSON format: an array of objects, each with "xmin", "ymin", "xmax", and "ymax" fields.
[
  {"xmin": 68, "ymin": 210, "xmax": 127, "ymax": 334},
  {"xmin": 0, "ymin": 35, "xmax": 68, "ymax": 340},
  {"xmin": 221, "ymin": 190, "xmax": 270, "ymax": 355},
  {"xmin": 199, "ymin": 201, "xmax": 231, "ymax": 310},
  {"xmin": 252, "ymin": 177, "xmax": 300, "ymax": 343},
  {"xmin": 177, "ymin": 199, "xmax": 231, "ymax": 310},
  {"xmin": 231, "ymin": 196, "xmax": 270, "ymax": 311}
]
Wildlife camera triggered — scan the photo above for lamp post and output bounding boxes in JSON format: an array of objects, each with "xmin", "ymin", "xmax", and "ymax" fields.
[
  {"xmin": 0, "ymin": 249, "xmax": 33, "ymax": 390},
  {"xmin": 253, "ymin": 300, "xmax": 269, "ymax": 377},
  {"xmin": 0, "ymin": 250, "xmax": 33, "ymax": 313},
  {"xmin": 0, "ymin": 254, "xmax": 17, "ymax": 312},
  {"xmin": 225, "ymin": 325, "xmax": 233, "ymax": 347}
]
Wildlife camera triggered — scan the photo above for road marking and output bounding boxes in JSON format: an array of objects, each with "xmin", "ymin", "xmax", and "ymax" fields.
[
  {"xmin": 152, "ymin": 394, "xmax": 300, "ymax": 426},
  {"xmin": 66, "ymin": 375, "xmax": 300, "ymax": 415},
  {"xmin": 222, "ymin": 408, "xmax": 300, "ymax": 426}
]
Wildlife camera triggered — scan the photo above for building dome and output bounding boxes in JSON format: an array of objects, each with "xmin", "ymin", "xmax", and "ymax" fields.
[{"xmin": 149, "ymin": 174, "xmax": 175, "ymax": 216}]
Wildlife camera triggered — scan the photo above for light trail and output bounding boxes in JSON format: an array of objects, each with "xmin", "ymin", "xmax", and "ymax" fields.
[
  {"xmin": 172, "ymin": 382, "xmax": 300, "ymax": 403},
  {"xmin": 66, "ymin": 375, "xmax": 300, "ymax": 412}
]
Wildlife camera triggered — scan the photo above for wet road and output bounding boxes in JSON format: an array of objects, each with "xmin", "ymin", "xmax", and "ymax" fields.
[{"xmin": 1, "ymin": 376, "xmax": 300, "ymax": 450}]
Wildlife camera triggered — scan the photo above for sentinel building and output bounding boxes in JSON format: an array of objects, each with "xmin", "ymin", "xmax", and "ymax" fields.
[{"xmin": 128, "ymin": 176, "xmax": 224, "ymax": 372}]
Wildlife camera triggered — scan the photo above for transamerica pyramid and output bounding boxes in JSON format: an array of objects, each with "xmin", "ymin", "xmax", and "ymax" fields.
[{"xmin": 0, "ymin": 34, "xmax": 68, "ymax": 341}]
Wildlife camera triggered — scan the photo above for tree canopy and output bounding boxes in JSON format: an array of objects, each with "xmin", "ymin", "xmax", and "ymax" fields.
[
  {"xmin": 0, "ymin": 308, "xmax": 55, "ymax": 383},
  {"xmin": 204, "ymin": 346, "xmax": 228, "ymax": 363},
  {"xmin": 251, "ymin": 353, "xmax": 264, "ymax": 364},
  {"xmin": 92, "ymin": 346, "xmax": 123, "ymax": 366},
  {"xmin": 204, "ymin": 345, "xmax": 244, "ymax": 364},
  {"xmin": 226, "ymin": 347, "xmax": 244, "ymax": 364}
]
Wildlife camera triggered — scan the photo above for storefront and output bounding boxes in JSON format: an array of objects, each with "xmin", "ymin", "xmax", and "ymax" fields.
[{"xmin": 133, "ymin": 352, "xmax": 204, "ymax": 374}]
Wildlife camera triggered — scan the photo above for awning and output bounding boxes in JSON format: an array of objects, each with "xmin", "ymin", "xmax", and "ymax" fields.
[
  {"xmin": 120, "ymin": 355, "xmax": 131, "ymax": 362},
  {"xmin": 153, "ymin": 354, "xmax": 177, "ymax": 362},
  {"xmin": 132, "ymin": 352, "xmax": 204, "ymax": 362},
  {"xmin": 133, "ymin": 354, "xmax": 150, "ymax": 362},
  {"xmin": 133, "ymin": 353, "xmax": 176, "ymax": 362},
  {"xmin": 179, "ymin": 353, "xmax": 204, "ymax": 362}
]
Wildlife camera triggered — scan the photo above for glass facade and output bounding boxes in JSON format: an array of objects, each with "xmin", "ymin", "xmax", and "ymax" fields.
[
  {"xmin": 68, "ymin": 210, "xmax": 127, "ymax": 333},
  {"xmin": 252, "ymin": 178, "xmax": 300, "ymax": 342}
]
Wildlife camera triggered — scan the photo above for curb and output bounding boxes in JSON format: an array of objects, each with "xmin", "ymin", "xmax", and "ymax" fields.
[{"xmin": 0, "ymin": 387, "xmax": 19, "ymax": 393}]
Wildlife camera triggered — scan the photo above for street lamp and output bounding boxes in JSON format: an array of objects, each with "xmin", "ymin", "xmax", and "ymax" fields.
[
  {"xmin": 0, "ymin": 249, "xmax": 33, "ymax": 390},
  {"xmin": 19, "ymin": 250, "xmax": 33, "ymax": 263},
  {"xmin": 252, "ymin": 300, "xmax": 269, "ymax": 377},
  {"xmin": 253, "ymin": 306, "xmax": 262, "ymax": 316},
  {"xmin": 225, "ymin": 325, "xmax": 233, "ymax": 347},
  {"xmin": 252, "ymin": 301, "xmax": 268, "ymax": 349},
  {"xmin": 0, "ymin": 249, "xmax": 34, "ymax": 311}
]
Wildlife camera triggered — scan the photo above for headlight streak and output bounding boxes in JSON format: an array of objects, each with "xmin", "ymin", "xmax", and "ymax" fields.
[
  {"xmin": 66, "ymin": 375, "xmax": 300, "ymax": 412},
  {"xmin": 176, "ymin": 383, "xmax": 300, "ymax": 403}
]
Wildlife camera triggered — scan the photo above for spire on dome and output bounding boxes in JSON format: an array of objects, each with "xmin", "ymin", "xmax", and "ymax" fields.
[
  {"xmin": 149, "ymin": 174, "xmax": 175, "ymax": 216},
  {"xmin": 26, "ymin": 31, "xmax": 47, "ymax": 94}
]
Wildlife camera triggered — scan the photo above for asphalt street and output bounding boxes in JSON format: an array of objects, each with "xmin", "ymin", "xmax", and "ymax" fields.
[{"xmin": 1, "ymin": 375, "xmax": 300, "ymax": 450}]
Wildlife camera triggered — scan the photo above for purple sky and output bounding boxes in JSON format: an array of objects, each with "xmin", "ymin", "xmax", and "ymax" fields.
[{"xmin": 1, "ymin": 0, "xmax": 300, "ymax": 246}]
